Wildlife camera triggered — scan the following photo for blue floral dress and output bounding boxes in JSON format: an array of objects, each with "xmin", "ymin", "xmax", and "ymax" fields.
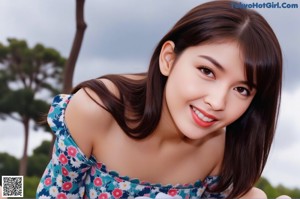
[{"xmin": 36, "ymin": 94, "xmax": 229, "ymax": 199}]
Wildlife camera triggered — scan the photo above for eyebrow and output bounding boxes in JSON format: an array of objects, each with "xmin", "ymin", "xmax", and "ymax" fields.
[{"xmin": 199, "ymin": 55, "xmax": 225, "ymax": 72}]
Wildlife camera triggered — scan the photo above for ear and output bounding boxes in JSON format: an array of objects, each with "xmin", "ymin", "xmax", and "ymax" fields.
[{"xmin": 159, "ymin": 41, "xmax": 176, "ymax": 76}]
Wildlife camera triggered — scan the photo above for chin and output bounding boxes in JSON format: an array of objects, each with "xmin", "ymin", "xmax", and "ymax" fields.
[{"xmin": 181, "ymin": 130, "xmax": 209, "ymax": 141}]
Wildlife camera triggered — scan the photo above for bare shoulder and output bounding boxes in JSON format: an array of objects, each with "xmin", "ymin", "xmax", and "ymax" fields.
[
  {"xmin": 240, "ymin": 187, "xmax": 267, "ymax": 199},
  {"xmin": 65, "ymin": 80, "xmax": 118, "ymax": 157}
]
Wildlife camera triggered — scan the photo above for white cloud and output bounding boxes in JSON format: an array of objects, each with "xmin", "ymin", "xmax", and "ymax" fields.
[
  {"xmin": 0, "ymin": 120, "xmax": 52, "ymax": 158},
  {"xmin": 263, "ymin": 88, "xmax": 300, "ymax": 188}
]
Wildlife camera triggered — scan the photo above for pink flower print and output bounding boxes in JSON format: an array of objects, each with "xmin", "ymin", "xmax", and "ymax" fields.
[
  {"xmin": 59, "ymin": 153, "xmax": 68, "ymax": 164},
  {"xmin": 168, "ymin": 189, "xmax": 178, "ymax": 197},
  {"xmin": 62, "ymin": 182, "xmax": 73, "ymax": 191},
  {"xmin": 81, "ymin": 167, "xmax": 89, "ymax": 173},
  {"xmin": 67, "ymin": 146, "xmax": 77, "ymax": 157},
  {"xmin": 62, "ymin": 167, "xmax": 69, "ymax": 176},
  {"xmin": 91, "ymin": 166, "xmax": 96, "ymax": 176},
  {"xmin": 114, "ymin": 177, "xmax": 123, "ymax": 183},
  {"xmin": 44, "ymin": 177, "xmax": 52, "ymax": 186},
  {"xmin": 57, "ymin": 193, "xmax": 68, "ymax": 199},
  {"xmin": 98, "ymin": 192, "xmax": 109, "ymax": 199},
  {"xmin": 112, "ymin": 188, "xmax": 123, "ymax": 198},
  {"xmin": 49, "ymin": 106, "xmax": 54, "ymax": 113},
  {"xmin": 96, "ymin": 163, "xmax": 102, "ymax": 169},
  {"xmin": 93, "ymin": 177, "xmax": 103, "ymax": 186}
]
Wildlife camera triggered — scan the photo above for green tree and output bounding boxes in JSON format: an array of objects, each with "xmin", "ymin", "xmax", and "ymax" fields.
[
  {"xmin": 256, "ymin": 177, "xmax": 279, "ymax": 198},
  {"xmin": 33, "ymin": 140, "xmax": 51, "ymax": 156},
  {"xmin": 27, "ymin": 140, "xmax": 51, "ymax": 177},
  {"xmin": 0, "ymin": 152, "xmax": 19, "ymax": 178},
  {"xmin": 289, "ymin": 188, "xmax": 300, "ymax": 198},
  {"xmin": 24, "ymin": 176, "xmax": 40, "ymax": 198},
  {"xmin": 257, "ymin": 177, "xmax": 300, "ymax": 198},
  {"xmin": 0, "ymin": 38, "xmax": 66, "ymax": 176}
]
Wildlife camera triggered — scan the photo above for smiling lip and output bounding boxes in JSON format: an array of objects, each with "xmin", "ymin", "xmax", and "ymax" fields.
[{"xmin": 190, "ymin": 105, "xmax": 217, "ymax": 128}]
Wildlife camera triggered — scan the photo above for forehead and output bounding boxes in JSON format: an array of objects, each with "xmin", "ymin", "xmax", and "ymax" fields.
[{"xmin": 186, "ymin": 41, "xmax": 244, "ymax": 68}]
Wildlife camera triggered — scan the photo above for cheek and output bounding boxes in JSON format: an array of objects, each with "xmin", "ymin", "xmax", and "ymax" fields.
[
  {"xmin": 166, "ymin": 75, "xmax": 205, "ymax": 104},
  {"xmin": 226, "ymin": 100, "xmax": 252, "ymax": 123}
]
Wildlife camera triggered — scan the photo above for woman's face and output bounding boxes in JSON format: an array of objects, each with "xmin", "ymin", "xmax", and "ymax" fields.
[{"xmin": 160, "ymin": 41, "xmax": 256, "ymax": 140}]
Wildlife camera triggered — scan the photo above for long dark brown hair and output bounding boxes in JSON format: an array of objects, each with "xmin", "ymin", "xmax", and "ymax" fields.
[{"xmin": 73, "ymin": 1, "xmax": 282, "ymax": 198}]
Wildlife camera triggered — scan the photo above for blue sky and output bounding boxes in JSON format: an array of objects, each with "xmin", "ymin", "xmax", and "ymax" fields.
[{"xmin": 0, "ymin": 0, "xmax": 300, "ymax": 189}]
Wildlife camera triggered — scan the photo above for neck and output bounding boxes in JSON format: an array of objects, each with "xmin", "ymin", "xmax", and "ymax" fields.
[{"xmin": 150, "ymin": 97, "xmax": 194, "ymax": 148}]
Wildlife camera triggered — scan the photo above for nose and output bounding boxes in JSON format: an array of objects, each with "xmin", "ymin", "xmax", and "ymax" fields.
[{"xmin": 204, "ymin": 89, "xmax": 227, "ymax": 111}]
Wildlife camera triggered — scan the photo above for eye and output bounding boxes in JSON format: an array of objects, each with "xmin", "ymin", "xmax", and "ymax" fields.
[
  {"xmin": 234, "ymin": 87, "xmax": 250, "ymax": 96},
  {"xmin": 199, "ymin": 67, "xmax": 215, "ymax": 78}
]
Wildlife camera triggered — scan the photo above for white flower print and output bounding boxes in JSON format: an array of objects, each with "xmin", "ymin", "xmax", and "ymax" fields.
[
  {"xmin": 67, "ymin": 193, "xmax": 78, "ymax": 199},
  {"xmin": 69, "ymin": 171, "xmax": 79, "ymax": 180},
  {"xmin": 135, "ymin": 185, "xmax": 144, "ymax": 191},
  {"xmin": 39, "ymin": 195, "xmax": 51, "ymax": 199},
  {"xmin": 47, "ymin": 118, "xmax": 55, "ymax": 128},
  {"xmin": 37, "ymin": 182, "xmax": 44, "ymax": 193},
  {"xmin": 100, "ymin": 186, "xmax": 107, "ymax": 192},
  {"xmin": 52, "ymin": 153, "xmax": 59, "ymax": 165},
  {"xmin": 196, "ymin": 188, "xmax": 205, "ymax": 196},
  {"xmin": 56, "ymin": 174, "xmax": 62, "ymax": 187},
  {"xmin": 135, "ymin": 192, "xmax": 182, "ymax": 199},
  {"xmin": 79, "ymin": 187, "xmax": 85, "ymax": 198},
  {"xmin": 58, "ymin": 139, "xmax": 66, "ymax": 151},
  {"xmin": 49, "ymin": 186, "xmax": 58, "ymax": 197},
  {"xmin": 70, "ymin": 157, "xmax": 81, "ymax": 168},
  {"xmin": 59, "ymin": 112, "xmax": 64, "ymax": 123},
  {"xmin": 89, "ymin": 188, "xmax": 97, "ymax": 199},
  {"xmin": 119, "ymin": 181, "xmax": 131, "ymax": 190}
]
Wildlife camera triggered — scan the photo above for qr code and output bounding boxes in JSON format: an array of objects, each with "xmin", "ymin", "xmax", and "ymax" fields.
[{"xmin": 1, "ymin": 176, "xmax": 23, "ymax": 197}]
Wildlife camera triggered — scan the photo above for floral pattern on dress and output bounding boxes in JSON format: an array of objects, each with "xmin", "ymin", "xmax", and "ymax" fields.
[{"xmin": 36, "ymin": 94, "xmax": 229, "ymax": 199}]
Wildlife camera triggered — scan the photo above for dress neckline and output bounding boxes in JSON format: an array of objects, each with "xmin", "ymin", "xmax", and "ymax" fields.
[{"xmin": 59, "ymin": 93, "xmax": 220, "ymax": 190}]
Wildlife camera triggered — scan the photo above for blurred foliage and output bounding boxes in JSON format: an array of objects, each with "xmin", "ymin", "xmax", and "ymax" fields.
[
  {"xmin": 33, "ymin": 140, "xmax": 51, "ymax": 156},
  {"xmin": 256, "ymin": 176, "xmax": 300, "ymax": 198},
  {"xmin": 27, "ymin": 140, "xmax": 51, "ymax": 177},
  {"xmin": 24, "ymin": 176, "xmax": 41, "ymax": 198},
  {"xmin": 0, "ymin": 38, "xmax": 66, "ymax": 176},
  {"xmin": 0, "ymin": 152, "xmax": 19, "ymax": 178},
  {"xmin": 0, "ymin": 140, "xmax": 51, "ymax": 198}
]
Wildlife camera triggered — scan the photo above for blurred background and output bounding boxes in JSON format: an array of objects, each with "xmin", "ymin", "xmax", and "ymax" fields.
[{"xmin": 0, "ymin": 0, "xmax": 299, "ymax": 197}]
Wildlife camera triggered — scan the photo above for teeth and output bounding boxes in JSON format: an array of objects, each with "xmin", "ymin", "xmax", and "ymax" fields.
[{"xmin": 192, "ymin": 107, "xmax": 214, "ymax": 122}]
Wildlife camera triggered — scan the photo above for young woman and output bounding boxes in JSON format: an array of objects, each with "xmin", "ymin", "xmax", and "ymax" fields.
[{"xmin": 37, "ymin": 1, "xmax": 283, "ymax": 198}]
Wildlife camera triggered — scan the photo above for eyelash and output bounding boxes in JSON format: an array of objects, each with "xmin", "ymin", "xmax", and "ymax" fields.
[
  {"xmin": 198, "ymin": 66, "xmax": 215, "ymax": 78},
  {"xmin": 234, "ymin": 87, "xmax": 250, "ymax": 96},
  {"xmin": 198, "ymin": 66, "xmax": 251, "ymax": 96}
]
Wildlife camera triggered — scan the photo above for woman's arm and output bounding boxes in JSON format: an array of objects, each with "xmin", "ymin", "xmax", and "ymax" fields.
[
  {"xmin": 240, "ymin": 187, "xmax": 267, "ymax": 198},
  {"xmin": 240, "ymin": 187, "xmax": 291, "ymax": 199}
]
